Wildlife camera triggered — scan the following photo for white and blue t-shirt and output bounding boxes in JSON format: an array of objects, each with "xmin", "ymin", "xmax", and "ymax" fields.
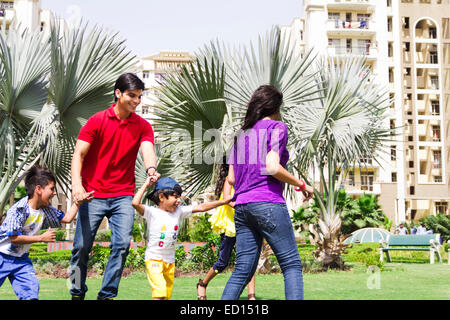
[{"xmin": 0, "ymin": 197, "xmax": 64, "ymax": 257}]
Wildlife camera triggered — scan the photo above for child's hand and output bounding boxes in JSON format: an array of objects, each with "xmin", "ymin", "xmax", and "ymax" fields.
[
  {"xmin": 144, "ymin": 176, "xmax": 155, "ymax": 188},
  {"xmin": 40, "ymin": 229, "xmax": 56, "ymax": 242}
]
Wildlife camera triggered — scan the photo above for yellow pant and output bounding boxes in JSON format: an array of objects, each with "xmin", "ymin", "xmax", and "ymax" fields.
[{"xmin": 144, "ymin": 259, "xmax": 175, "ymax": 300}]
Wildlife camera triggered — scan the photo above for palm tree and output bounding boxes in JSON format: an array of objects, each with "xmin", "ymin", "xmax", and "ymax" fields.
[
  {"xmin": 289, "ymin": 57, "xmax": 392, "ymax": 268},
  {"xmin": 0, "ymin": 20, "xmax": 135, "ymax": 216}
]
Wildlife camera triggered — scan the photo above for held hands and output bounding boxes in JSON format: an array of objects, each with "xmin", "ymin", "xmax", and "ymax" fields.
[
  {"xmin": 146, "ymin": 167, "xmax": 161, "ymax": 183},
  {"xmin": 143, "ymin": 176, "xmax": 156, "ymax": 189},
  {"xmin": 72, "ymin": 185, "xmax": 95, "ymax": 206}
]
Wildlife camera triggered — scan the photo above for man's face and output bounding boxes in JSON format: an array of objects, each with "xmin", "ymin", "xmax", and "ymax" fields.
[
  {"xmin": 115, "ymin": 89, "xmax": 142, "ymax": 113},
  {"xmin": 37, "ymin": 181, "xmax": 56, "ymax": 207}
]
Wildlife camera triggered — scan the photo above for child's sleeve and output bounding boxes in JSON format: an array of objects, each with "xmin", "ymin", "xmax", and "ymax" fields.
[
  {"xmin": 1, "ymin": 207, "xmax": 28, "ymax": 237},
  {"xmin": 42, "ymin": 206, "xmax": 64, "ymax": 229},
  {"xmin": 143, "ymin": 205, "xmax": 152, "ymax": 220},
  {"xmin": 180, "ymin": 206, "xmax": 193, "ymax": 219}
]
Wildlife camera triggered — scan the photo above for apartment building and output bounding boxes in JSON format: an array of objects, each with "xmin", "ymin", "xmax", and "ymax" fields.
[
  {"xmin": 136, "ymin": 51, "xmax": 193, "ymax": 123},
  {"xmin": 0, "ymin": 0, "xmax": 55, "ymax": 34},
  {"xmin": 284, "ymin": 0, "xmax": 450, "ymax": 224}
]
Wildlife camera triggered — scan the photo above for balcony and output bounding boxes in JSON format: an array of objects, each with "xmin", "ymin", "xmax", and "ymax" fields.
[
  {"xmin": 326, "ymin": 0, "xmax": 376, "ymax": 11},
  {"xmin": 327, "ymin": 45, "xmax": 377, "ymax": 60},
  {"xmin": 326, "ymin": 19, "xmax": 376, "ymax": 36},
  {"xmin": 345, "ymin": 183, "xmax": 381, "ymax": 195}
]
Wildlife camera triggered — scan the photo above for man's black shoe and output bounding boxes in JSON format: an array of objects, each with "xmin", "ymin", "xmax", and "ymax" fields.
[{"xmin": 72, "ymin": 294, "xmax": 85, "ymax": 300}]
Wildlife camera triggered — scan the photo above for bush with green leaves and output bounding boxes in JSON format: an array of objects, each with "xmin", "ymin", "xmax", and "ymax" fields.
[
  {"xmin": 420, "ymin": 214, "xmax": 449, "ymax": 242},
  {"xmin": 94, "ymin": 229, "xmax": 111, "ymax": 242},
  {"xmin": 292, "ymin": 190, "xmax": 389, "ymax": 239}
]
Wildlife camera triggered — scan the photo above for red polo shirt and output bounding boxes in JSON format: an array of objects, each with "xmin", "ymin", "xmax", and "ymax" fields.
[{"xmin": 77, "ymin": 104, "xmax": 154, "ymax": 198}]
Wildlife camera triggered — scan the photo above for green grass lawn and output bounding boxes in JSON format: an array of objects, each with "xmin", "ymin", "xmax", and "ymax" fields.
[{"xmin": 0, "ymin": 262, "xmax": 448, "ymax": 300}]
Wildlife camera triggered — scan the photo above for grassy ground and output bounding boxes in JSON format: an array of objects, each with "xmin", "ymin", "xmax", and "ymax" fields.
[{"xmin": 0, "ymin": 262, "xmax": 448, "ymax": 300}]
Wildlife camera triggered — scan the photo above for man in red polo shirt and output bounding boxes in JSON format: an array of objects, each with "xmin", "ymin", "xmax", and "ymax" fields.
[{"xmin": 69, "ymin": 73, "xmax": 159, "ymax": 300}]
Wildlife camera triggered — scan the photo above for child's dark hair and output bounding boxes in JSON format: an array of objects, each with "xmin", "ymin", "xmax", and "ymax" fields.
[
  {"xmin": 148, "ymin": 187, "xmax": 182, "ymax": 205},
  {"xmin": 114, "ymin": 73, "xmax": 145, "ymax": 101},
  {"xmin": 24, "ymin": 166, "xmax": 56, "ymax": 199},
  {"xmin": 215, "ymin": 163, "xmax": 229, "ymax": 198}
]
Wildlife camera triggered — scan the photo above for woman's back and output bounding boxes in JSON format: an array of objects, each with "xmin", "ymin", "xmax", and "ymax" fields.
[{"xmin": 230, "ymin": 119, "xmax": 289, "ymax": 205}]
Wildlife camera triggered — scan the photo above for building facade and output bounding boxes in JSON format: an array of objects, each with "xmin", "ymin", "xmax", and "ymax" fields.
[
  {"xmin": 0, "ymin": 0, "xmax": 56, "ymax": 34},
  {"xmin": 284, "ymin": 0, "xmax": 449, "ymax": 224},
  {"xmin": 136, "ymin": 51, "xmax": 193, "ymax": 123}
]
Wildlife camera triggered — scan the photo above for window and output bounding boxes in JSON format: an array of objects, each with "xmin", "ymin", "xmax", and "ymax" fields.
[
  {"xmin": 346, "ymin": 39, "xmax": 352, "ymax": 53},
  {"xmin": 389, "ymin": 67, "xmax": 394, "ymax": 83},
  {"xmin": 433, "ymin": 150, "xmax": 442, "ymax": 168},
  {"xmin": 348, "ymin": 170, "xmax": 355, "ymax": 186},
  {"xmin": 431, "ymin": 101, "xmax": 440, "ymax": 115},
  {"xmin": 361, "ymin": 171, "xmax": 374, "ymax": 191},
  {"xmin": 430, "ymin": 76, "xmax": 439, "ymax": 89},
  {"xmin": 429, "ymin": 27, "xmax": 437, "ymax": 39},
  {"xmin": 328, "ymin": 12, "xmax": 340, "ymax": 21},
  {"xmin": 430, "ymin": 51, "xmax": 438, "ymax": 64},
  {"xmin": 434, "ymin": 176, "xmax": 442, "ymax": 183},
  {"xmin": 391, "ymin": 172, "xmax": 397, "ymax": 183},
  {"xmin": 404, "ymin": 42, "xmax": 410, "ymax": 52},
  {"xmin": 143, "ymin": 71, "xmax": 150, "ymax": 79},
  {"xmin": 432, "ymin": 126, "xmax": 441, "ymax": 142},
  {"xmin": 403, "ymin": 17, "xmax": 410, "ymax": 29},
  {"xmin": 435, "ymin": 201, "xmax": 448, "ymax": 215},
  {"xmin": 391, "ymin": 145, "xmax": 397, "ymax": 161}
]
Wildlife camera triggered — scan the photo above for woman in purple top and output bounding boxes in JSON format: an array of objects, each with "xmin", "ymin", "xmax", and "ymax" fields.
[{"xmin": 222, "ymin": 85, "xmax": 313, "ymax": 300}]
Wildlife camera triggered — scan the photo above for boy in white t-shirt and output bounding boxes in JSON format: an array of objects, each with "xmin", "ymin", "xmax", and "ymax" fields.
[{"xmin": 132, "ymin": 176, "xmax": 230, "ymax": 300}]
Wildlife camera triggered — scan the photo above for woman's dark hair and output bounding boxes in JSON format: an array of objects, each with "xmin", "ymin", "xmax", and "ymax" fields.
[
  {"xmin": 114, "ymin": 73, "xmax": 145, "ymax": 101},
  {"xmin": 215, "ymin": 163, "xmax": 229, "ymax": 198},
  {"xmin": 241, "ymin": 85, "xmax": 283, "ymax": 130},
  {"xmin": 25, "ymin": 166, "xmax": 56, "ymax": 199}
]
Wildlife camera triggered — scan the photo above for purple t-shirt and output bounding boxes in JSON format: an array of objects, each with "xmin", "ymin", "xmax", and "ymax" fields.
[{"xmin": 229, "ymin": 120, "xmax": 289, "ymax": 205}]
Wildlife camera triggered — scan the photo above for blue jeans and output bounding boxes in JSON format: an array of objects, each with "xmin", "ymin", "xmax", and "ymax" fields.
[
  {"xmin": 69, "ymin": 196, "xmax": 134, "ymax": 299},
  {"xmin": 213, "ymin": 234, "xmax": 236, "ymax": 273},
  {"xmin": 221, "ymin": 202, "xmax": 303, "ymax": 300},
  {"xmin": 0, "ymin": 252, "xmax": 39, "ymax": 300}
]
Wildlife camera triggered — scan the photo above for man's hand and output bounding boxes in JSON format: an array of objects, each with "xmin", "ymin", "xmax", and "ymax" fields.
[
  {"xmin": 147, "ymin": 167, "xmax": 161, "ymax": 183},
  {"xmin": 72, "ymin": 185, "xmax": 94, "ymax": 205},
  {"xmin": 40, "ymin": 229, "xmax": 56, "ymax": 242}
]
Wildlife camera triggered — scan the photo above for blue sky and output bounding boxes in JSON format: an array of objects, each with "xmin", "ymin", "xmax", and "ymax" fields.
[{"xmin": 42, "ymin": 0, "xmax": 303, "ymax": 57}]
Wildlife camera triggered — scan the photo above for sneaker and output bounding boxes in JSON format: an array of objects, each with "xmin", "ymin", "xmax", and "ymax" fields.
[
  {"xmin": 97, "ymin": 296, "xmax": 114, "ymax": 300},
  {"xmin": 71, "ymin": 294, "xmax": 85, "ymax": 300}
]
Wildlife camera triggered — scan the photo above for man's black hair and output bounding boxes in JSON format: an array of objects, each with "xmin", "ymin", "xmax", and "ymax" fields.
[
  {"xmin": 24, "ymin": 166, "xmax": 56, "ymax": 199},
  {"xmin": 114, "ymin": 73, "xmax": 145, "ymax": 101}
]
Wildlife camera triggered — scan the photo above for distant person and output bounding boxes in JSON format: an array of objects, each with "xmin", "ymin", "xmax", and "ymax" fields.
[
  {"xmin": 416, "ymin": 223, "xmax": 427, "ymax": 235},
  {"xmin": 132, "ymin": 176, "xmax": 231, "ymax": 300},
  {"xmin": 0, "ymin": 166, "xmax": 91, "ymax": 300},
  {"xmin": 395, "ymin": 223, "xmax": 409, "ymax": 235},
  {"xmin": 69, "ymin": 73, "xmax": 160, "ymax": 300}
]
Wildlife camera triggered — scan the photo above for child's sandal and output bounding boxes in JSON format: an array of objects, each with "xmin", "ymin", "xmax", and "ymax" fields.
[
  {"xmin": 248, "ymin": 293, "xmax": 256, "ymax": 300},
  {"xmin": 196, "ymin": 279, "xmax": 208, "ymax": 300}
]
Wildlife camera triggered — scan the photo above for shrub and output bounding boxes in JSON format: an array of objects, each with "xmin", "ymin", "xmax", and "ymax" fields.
[
  {"xmin": 94, "ymin": 229, "xmax": 111, "ymax": 241},
  {"xmin": 420, "ymin": 214, "xmax": 449, "ymax": 242}
]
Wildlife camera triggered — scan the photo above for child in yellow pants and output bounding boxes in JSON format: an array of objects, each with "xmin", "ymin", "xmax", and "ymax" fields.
[{"xmin": 133, "ymin": 176, "xmax": 230, "ymax": 300}]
